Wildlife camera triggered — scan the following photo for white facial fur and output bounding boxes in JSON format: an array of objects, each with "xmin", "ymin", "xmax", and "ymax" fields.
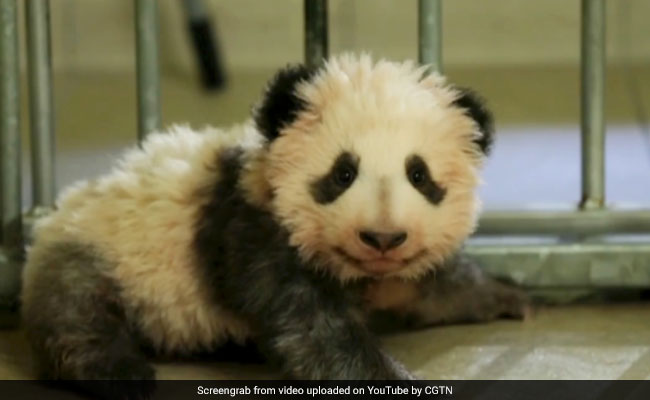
[{"xmin": 265, "ymin": 54, "xmax": 486, "ymax": 281}]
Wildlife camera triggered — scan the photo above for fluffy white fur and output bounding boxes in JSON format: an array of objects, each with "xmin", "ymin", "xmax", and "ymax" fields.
[{"xmin": 23, "ymin": 124, "xmax": 261, "ymax": 354}]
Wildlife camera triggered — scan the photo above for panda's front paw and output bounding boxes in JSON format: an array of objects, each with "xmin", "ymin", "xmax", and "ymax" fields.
[
  {"xmin": 104, "ymin": 356, "xmax": 156, "ymax": 400},
  {"xmin": 480, "ymin": 280, "xmax": 532, "ymax": 322},
  {"xmin": 73, "ymin": 355, "xmax": 157, "ymax": 400}
]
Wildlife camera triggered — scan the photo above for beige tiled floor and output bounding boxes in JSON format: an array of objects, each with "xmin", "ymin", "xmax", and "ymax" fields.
[{"xmin": 2, "ymin": 304, "xmax": 650, "ymax": 380}]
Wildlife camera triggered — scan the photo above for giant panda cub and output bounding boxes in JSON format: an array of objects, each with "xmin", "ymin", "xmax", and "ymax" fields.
[{"xmin": 21, "ymin": 54, "xmax": 528, "ymax": 391}]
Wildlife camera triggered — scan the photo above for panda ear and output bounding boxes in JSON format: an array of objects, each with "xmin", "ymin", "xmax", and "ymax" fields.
[
  {"xmin": 452, "ymin": 88, "xmax": 495, "ymax": 155},
  {"xmin": 254, "ymin": 64, "xmax": 317, "ymax": 141}
]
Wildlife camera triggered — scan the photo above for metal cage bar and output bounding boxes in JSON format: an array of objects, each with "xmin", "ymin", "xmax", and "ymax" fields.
[
  {"xmin": 0, "ymin": 0, "xmax": 23, "ymax": 320},
  {"xmin": 418, "ymin": 0, "xmax": 442, "ymax": 73},
  {"xmin": 135, "ymin": 0, "xmax": 161, "ymax": 141},
  {"xmin": 468, "ymin": 242, "xmax": 650, "ymax": 288},
  {"xmin": 0, "ymin": 0, "xmax": 22, "ymax": 251},
  {"xmin": 478, "ymin": 210, "xmax": 650, "ymax": 236},
  {"xmin": 304, "ymin": 0, "xmax": 328, "ymax": 68},
  {"xmin": 26, "ymin": 0, "xmax": 55, "ymax": 211},
  {"xmin": 580, "ymin": 0, "xmax": 606, "ymax": 210}
]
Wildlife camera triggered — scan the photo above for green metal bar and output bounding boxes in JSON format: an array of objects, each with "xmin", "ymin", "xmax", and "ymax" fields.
[
  {"xmin": 26, "ymin": 0, "xmax": 55, "ymax": 210},
  {"xmin": 478, "ymin": 209, "xmax": 650, "ymax": 236},
  {"xmin": 0, "ymin": 0, "xmax": 23, "ymax": 325},
  {"xmin": 418, "ymin": 0, "xmax": 442, "ymax": 73},
  {"xmin": 580, "ymin": 0, "xmax": 606, "ymax": 210},
  {"xmin": 135, "ymin": 0, "xmax": 161, "ymax": 141},
  {"xmin": 304, "ymin": 0, "xmax": 328, "ymax": 68},
  {"xmin": 0, "ymin": 0, "xmax": 22, "ymax": 250},
  {"xmin": 468, "ymin": 241, "xmax": 650, "ymax": 288}
]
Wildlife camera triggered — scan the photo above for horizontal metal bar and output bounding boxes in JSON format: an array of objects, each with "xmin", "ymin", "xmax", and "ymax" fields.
[
  {"xmin": 467, "ymin": 241, "xmax": 650, "ymax": 288},
  {"xmin": 26, "ymin": 0, "xmax": 56, "ymax": 210},
  {"xmin": 418, "ymin": 0, "xmax": 442, "ymax": 73},
  {"xmin": 304, "ymin": 0, "xmax": 328, "ymax": 68},
  {"xmin": 135, "ymin": 0, "xmax": 161, "ymax": 141},
  {"xmin": 477, "ymin": 210, "xmax": 650, "ymax": 235},
  {"xmin": 580, "ymin": 0, "xmax": 606, "ymax": 210}
]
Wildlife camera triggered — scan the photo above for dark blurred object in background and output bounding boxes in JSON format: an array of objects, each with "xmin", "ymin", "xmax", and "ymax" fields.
[{"xmin": 183, "ymin": 0, "xmax": 227, "ymax": 91}]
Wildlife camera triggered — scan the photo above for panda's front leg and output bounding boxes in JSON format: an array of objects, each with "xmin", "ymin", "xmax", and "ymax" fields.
[
  {"xmin": 257, "ymin": 297, "xmax": 416, "ymax": 381},
  {"xmin": 218, "ymin": 250, "xmax": 415, "ymax": 380},
  {"xmin": 367, "ymin": 255, "xmax": 531, "ymax": 333}
]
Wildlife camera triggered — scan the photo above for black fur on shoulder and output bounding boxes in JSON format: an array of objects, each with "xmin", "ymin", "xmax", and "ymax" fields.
[
  {"xmin": 254, "ymin": 64, "xmax": 318, "ymax": 141},
  {"xmin": 452, "ymin": 88, "xmax": 495, "ymax": 155}
]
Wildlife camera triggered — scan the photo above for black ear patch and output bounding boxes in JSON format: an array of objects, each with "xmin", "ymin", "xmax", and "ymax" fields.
[
  {"xmin": 452, "ymin": 88, "xmax": 494, "ymax": 155},
  {"xmin": 254, "ymin": 65, "xmax": 317, "ymax": 141}
]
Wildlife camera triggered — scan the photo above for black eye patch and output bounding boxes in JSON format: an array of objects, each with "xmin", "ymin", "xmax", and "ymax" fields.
[
  {"xmin": 405, "ymin": 155, "xmax": 446, "ymax": 205},
  {"xmin": 310, "ymin": 152, "xmax": 359, "ymax": 204}
]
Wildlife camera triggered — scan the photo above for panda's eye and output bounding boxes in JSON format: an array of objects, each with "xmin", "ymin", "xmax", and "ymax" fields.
[
  {"xmin": 334, "ymin": 164, "xmax": 356, "ymax": 187},
  {"xmin": 409, "ymin": 168, "xmax": 426, "ymax": 187},
  {"xmin": 310, "ymin": 151, "xmax": 359, "ymax": 204},
  {"xmin": 406, "ymin": 154, "xmax": 447, "ymax": 205}
]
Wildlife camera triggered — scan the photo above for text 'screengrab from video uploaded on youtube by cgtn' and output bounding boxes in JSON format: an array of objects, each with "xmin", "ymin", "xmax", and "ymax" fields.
[{"xmin": 2, "ymin": 380, "xmax": 650, "ymax": 399}]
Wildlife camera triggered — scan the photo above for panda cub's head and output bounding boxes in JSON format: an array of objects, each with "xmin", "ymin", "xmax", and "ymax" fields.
[{"xmin": 253, "ymin": 54, "xmax": 493, "ymax": 281}]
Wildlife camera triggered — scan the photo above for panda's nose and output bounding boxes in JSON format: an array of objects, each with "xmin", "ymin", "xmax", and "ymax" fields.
[{"xmin": 359, "ymin": 231, "xmax": 408, "ymax": 252}]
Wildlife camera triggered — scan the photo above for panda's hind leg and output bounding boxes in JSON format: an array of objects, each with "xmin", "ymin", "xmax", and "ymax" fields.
[{"xmin": 22, "ymin": 241, "xmax": 154, "ymax": 399}]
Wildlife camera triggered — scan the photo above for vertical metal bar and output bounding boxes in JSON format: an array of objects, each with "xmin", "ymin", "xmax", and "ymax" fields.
[
  {"xmin": 135, "ymin": 0, "xmax": 161, "ymax": 141},
  {"xmin": 0, "ymin": 0, "xmax": 22, "ymax": 251},
  {"xmin": 0, "ymin": 0, "xmax": 23, "ymax": 323},
  {"xmin": 580, "ymin": 0, "xmax": 606, "ymax": 210},
  {"xmin": 26, "ymin": 0, "xmax": 55, "ymax": 210},
  {"xmin": 418, "ymin": 0, "xmax": 442, "ymax": 73},
  {"xmin": 304, "ymin": 0, "xmax": 328, "ymax": 68}
]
